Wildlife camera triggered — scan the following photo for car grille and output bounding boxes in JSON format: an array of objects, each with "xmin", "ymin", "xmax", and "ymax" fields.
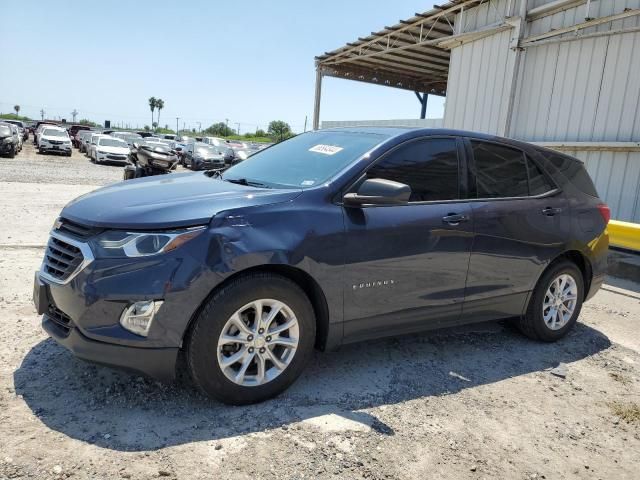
[
  {"xmin": 55, "ymin": 218, "xmax": 103, "ymax": 240},
  {"xmin": 50, "ymin": 140, "xmax": 63, "ymax": 145},
  {"xmin": 107, "ymin": 154, "xmax": 127, "ymax": 160},
  {"xmin": 43, "ymin": 236, "xmax": 84, "ymax": 281},
  {"xmin": 46, "ymin": 305, "xmax": 73, "ymax": 336}
]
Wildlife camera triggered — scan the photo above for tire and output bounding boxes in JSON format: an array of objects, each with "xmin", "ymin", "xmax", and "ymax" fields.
[
  {"xmin": 9, "ymin": 147, "xmax": 15, "ymax": 159},
  {"xmin": 517, "ymin": 260, "xmax": 584, "ymax": 342},
  {"xmin": 187, "ymin": 273, "xmax": 316, "ymax": 405}
]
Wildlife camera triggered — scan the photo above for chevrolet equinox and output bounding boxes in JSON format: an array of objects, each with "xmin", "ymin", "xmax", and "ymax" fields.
[{"xmin": 33, "ymin": 128, "xmax": 609, "ymax": 405}]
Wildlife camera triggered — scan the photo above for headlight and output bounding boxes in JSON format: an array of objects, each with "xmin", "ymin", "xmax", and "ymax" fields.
[
  {"xmin": 97, "ymin": 150, "xmax": 107, "ymax": 154},
  {"xmin": 90, "ymin": 226, "xmax": 205, "ymax": 258},
  {"xmin": 3, "ymin": 138, "xmax": 13, "ymax": 144}
]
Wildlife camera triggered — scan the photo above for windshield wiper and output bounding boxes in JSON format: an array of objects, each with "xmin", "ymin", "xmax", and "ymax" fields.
[{"xmin": 225, "ymin": 178, "xmax": 271, "ymax": 188}]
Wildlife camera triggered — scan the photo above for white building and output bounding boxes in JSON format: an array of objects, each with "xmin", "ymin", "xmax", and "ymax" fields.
[{"xmin": 315, "ymin": 0, "xmax": 640, "ymax": 222}]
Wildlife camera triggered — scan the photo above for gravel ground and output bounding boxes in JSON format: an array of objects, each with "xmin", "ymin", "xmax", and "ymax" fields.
[{"xmin": 0, "ymin": 141, "xmax": 639, "ymax": 479}]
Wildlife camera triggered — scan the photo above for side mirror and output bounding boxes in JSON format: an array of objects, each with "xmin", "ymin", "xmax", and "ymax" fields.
[{"xmin": 343, "ymin": 178, "xmax": 411, "ymax": 207}]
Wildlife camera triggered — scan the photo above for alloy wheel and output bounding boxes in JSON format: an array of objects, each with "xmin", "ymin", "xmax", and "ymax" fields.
[
  {"xmin": 217, "ymin": 299, "xmax": 299, "ymax": 387},
  {"xmin": 543, "ymin": 273, "xmax": 578, "ymax": 330}
]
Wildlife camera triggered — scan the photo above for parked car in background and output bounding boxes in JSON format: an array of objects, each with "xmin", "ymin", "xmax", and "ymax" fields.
[
  {"xmin": 121, "ymin": 133, "xmax": 143, "ymax": 147},
  {"xmin": 33, "ymin": 121, "xmax": 59, "ymax": 144},
  {"xmin": 2, "ymin": 123, "xmax": 23, "ymax": 153},
  {"xmin": 0, "ymin": 123, "xmax": 18, "ymax": 157},
  {"xmin": 92, "ymin": 136, "xmax": 130, "ymax": 165},
  {"xmin": 38, "ymin": 126, "xmax": 72, "ymax": 156},
  {"xmin": 77, "ymin": 130, "xmax": 93, "ymax": 153},
  {"xmin": 68, "ymin": 125, "xmax": 91, "ymax": 148},
  {"xmin": 2, "ymin": 119, "xmax": 28, "ymax": 141},
  {"xmin": 86, "ymin": 133, "xmax": 109, "ymax": 160},
  {"xmin": 33, "ymin": 127, "xmax": 610, "ymax": 405},
  {"xmin": 182, "ymin": 142, "xmax": 226, "ymax": 170},
  {"xmin": 201, "ymin": 136, "xmax": 226, "ymax": 147}
]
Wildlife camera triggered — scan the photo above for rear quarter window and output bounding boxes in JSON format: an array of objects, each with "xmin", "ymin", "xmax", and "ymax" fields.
[{"xmin": 541, "ymin": 151, "xmax": 599, "ymax": 197}]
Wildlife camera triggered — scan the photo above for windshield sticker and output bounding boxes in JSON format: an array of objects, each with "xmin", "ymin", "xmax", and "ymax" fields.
[
  {"xmin": 301, "ymin": 180, "xmax": 315, "ymax": 186},
  {"xmin": 309, "ymin": 144, "xmax": 344, "ymax": 155}
]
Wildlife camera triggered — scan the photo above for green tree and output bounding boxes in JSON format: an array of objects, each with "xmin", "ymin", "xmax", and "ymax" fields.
[
  {"xmin": 78, "ymin": 118, "xmax": 97, "ymax": 127},
  {"xmin": 148, "ymin": 97, "xmax": 157, "ymax": 126},
  {"xmin": 13, "ymin": 105, "xmax": 20, "ymax": 115},
  {"xmin": 204, "ymin": 122, "xmax": 234, "ymax": 137},
  {"xmin": 268, "ymin": 120, "xmax": 293, "ymax": 142},
  {"xmin": 255, "ymin": 128, "xmax": 267, "ymax": 137},
  {"xmin": 144, "ymin": 125, "xmax": 150, "ymax": 132},
  {"xmin": 155, "ymin": 99, "xmax": 164, "ymax": 131},
  {"xmin": 152, "ymin": 121, "xmax": 158, "ymax": 130}
]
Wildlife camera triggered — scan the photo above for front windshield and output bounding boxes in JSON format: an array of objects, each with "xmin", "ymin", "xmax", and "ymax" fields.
[
  {"xmin": 99, "ymin": 138, "xmax": 127, "ymax": 147},
  {"xmin": 43, "ymin": 128, "xmax": 67, "ymax": 137},
  {"xmin": 223, "ymin": 131, "xmax": 389, "ymax": 188},
  {"xmin": 0, "ymin": 125, "xmax": 11, "ymax": 136}
]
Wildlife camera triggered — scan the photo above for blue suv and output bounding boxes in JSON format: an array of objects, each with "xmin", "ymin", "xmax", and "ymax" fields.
[{"xmin": 33, "ymin": 128, "xmax": 609, "ymax": 405}]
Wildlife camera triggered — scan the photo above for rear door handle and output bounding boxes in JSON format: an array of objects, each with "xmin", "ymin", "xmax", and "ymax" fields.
[
  {"xmin": 442, "ymin": 213, "xmax": 469, "ymax": 225},
  {"xmin": 541, "ymin": 207, "xmax": 562, "ymax": 216}
]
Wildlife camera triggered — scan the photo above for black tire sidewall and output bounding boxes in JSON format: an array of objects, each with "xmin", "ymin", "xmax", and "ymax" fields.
[
  {"xmin": 187, "ymin": 275, "xmax": 315, "ymax": 405},
  {"xmin": 528, "ymin": 262, "xmax": 584, "ymax": 341}
]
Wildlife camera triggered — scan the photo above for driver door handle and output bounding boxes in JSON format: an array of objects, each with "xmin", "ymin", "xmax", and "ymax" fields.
[
  {"xmin": 442, "ymin": 213, "xmax": 469, "ymax": 226},
  {"xmin": 541, "ymin": 206, "xmax": 562, "ymax": 216}
]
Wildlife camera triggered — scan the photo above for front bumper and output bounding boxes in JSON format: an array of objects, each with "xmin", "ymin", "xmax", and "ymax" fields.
[
  {"xmin": 33, "ymin": 229, "xmax": 224, "ymax": 381},
  {"xmin": 42, "ymin": 314, "xmax": 178, "ymax": 381},
  {"xmin": 97, "ymin": 153, "xmax": 129, "ymax": 164},
  {"xmin": 40, "ymin": 143, "xmax": 72, "ymax": 153}
]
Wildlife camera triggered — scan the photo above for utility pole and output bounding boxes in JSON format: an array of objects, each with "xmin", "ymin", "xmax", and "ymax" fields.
[
  {"xmin": 71, "ymin": 109, "xmax": 78, "ymax": 123},
  {"xmin": 176, "ymin": 117, "xmax": 180, "ymax": 135},
  {"xmin": 40, "ymin": 109, "xmax": 45, "ymax": 120},
  {"xmin": 225, "ymin": 118, "xmax": 229, "ymax": 136},
  {"xmin": 236, "ymin": 123, "xmax": 240, "ymax": 135},
  {"xmin": 197, "ymin": 122, "xmax": 201, "ymax": 133}
]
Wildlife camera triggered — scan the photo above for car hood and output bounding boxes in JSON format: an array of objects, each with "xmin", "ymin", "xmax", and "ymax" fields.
[
  {"xmin": 98, "ymin": 145, "xmax": 129, "ymax": 154},
  {"xmin": 61, "ymin": 172, "xmax": 303, "ymax": 229}
]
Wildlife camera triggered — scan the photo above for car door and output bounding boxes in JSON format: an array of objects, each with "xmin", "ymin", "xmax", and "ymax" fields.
[
  {"xmin": 341, "ymin": 137, "xmax": 475, "ymax": 342},
  {"xmin": 462, "ymin": 139, "xmax": 569, "ymax": 321}
]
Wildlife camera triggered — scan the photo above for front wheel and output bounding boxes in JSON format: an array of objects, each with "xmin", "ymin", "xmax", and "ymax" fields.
[
  {"xmin": 517, "ymin": 260, "xmax": 584, "ymax": 342},
  {"xmin": 187, "ymin": 273, "xmax": 316, "ymax": 405}
]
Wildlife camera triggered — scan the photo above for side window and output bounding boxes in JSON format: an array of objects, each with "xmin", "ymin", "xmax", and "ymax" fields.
[
  {"xmin": 470, "ymin": 141, "xmax": 528, "ymax": 198},
  {"xmin": 526, "ymin": 155, "xmax": 555, "ymax": 195},
  {"xmin": 367, "ymin": 138, "xmax": 459, "ymax": 202}
]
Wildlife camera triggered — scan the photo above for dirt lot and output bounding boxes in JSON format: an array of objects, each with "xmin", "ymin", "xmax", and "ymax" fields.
[{"xmin": 0, "ymin": 142, "xmax": 639, "ymax": 480}]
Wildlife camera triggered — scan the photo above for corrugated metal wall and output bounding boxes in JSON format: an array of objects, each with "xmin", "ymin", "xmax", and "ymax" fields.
[{"xmin": 443, "ymin": 0, "xmax": 640, "ymax": 221}]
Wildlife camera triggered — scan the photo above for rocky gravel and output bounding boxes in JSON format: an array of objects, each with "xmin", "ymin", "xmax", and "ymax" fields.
[
  {"xmin": 0, "ymin": 142, "xmax": 124, "ymax": 185},
  {"xmin": 0, "ymin": 140, "xmax": 639, "ymax": 479}
]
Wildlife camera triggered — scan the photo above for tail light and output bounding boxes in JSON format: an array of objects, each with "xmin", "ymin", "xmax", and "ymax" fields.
[{"xmin": 597, "ymin": 203, "xmax": 610, "ymax": 224}]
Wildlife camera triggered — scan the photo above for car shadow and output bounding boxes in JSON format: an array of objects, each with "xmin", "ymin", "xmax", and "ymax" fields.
[{"xmin": 14, "ymin": 320, "xmax": 610, "ymax": 452}]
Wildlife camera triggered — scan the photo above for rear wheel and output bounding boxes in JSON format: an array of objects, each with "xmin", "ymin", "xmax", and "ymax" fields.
[
  {"xmin": 517, "ymin": 260, "xmax": 583, "ymax": 342},
  {"xmin": 187, "ymin": 273, "xmax": 315, "ymax": 405}
]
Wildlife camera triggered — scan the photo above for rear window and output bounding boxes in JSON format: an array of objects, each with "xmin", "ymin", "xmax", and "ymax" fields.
[{"xmin": 542, "ymin": 152, "xmax": 599, "ymax": 197}]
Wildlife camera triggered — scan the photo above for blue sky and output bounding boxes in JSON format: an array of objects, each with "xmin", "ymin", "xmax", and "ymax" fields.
[{"xmin": 1, "ymin": 1, "xmax": 443, "ymax": 132}]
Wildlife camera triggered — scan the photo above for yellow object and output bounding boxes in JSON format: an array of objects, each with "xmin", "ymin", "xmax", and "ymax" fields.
[{"xmin": 609, "ymin": 220, "xmax": 640, "ymax": 251}]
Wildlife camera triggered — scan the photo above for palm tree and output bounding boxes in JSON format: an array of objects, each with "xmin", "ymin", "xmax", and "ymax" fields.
[
  {"xmin": 155, "ymin": 99, "xmax": 164, "ymax": 131},
  {"xmin": 148, "ymin": 97, "xmax": 157, "ymax": 126},
  {"xmin": 13, "ymin": 105, "xmax": 20, "ymax": 116}
]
